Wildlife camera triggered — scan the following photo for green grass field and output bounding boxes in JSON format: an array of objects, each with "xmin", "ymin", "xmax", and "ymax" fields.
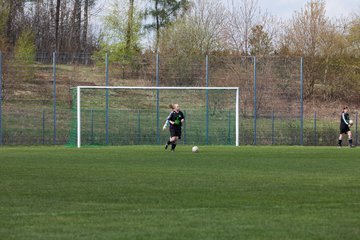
[{"xmin": 1, "ymin": 146, "xmax": 360, "ymax": 239}]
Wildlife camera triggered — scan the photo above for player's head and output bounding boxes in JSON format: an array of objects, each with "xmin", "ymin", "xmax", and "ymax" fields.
[
  {"xmin": 169, "ymin": 104, "xmax": 174, "ymax": 110},
  {"xmin": 343, "ymin": 106, "xmax": 349, "ymax": 113},
  {"xmin": 174, "ymin": 104, "xmax": 180, "ymax": 112}
]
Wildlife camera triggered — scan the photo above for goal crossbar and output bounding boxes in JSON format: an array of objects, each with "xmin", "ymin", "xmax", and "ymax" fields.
[
  {"xmin": 75, "ymin": 86, "xmax": 240, "ymax": 148},
  {"xmin": 73, "ymin": 86, "xmax": 239, "ymax": 90}
]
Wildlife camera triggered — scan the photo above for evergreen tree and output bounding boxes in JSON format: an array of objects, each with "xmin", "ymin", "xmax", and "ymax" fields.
[{"xmin": 145, "ymin": 0, "xmax": 190, "ymax": 52}]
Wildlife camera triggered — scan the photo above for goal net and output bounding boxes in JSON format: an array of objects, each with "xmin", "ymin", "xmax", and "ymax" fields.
[{"xmin": 67, "ymin": 86, "xmax": 239, "ymax": 148}]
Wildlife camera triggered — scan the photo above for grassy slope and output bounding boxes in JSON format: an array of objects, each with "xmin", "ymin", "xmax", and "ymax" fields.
[{"xmin": 0, "ymin": 146, "xmax": 360, "ymax": 239}]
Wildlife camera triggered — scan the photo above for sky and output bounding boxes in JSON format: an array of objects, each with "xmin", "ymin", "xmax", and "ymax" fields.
[
  {"xmin": 224, "ymin": 0, "xmax": 359, "ymax": 19},
  {"xmin": 95, "ymin": 0, "xmax": 360, "ymax": 20}
]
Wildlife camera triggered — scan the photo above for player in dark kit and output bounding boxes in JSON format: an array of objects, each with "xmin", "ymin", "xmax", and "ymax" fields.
[
  {"xmin": 338, "ymin": 106, "xmax": 354, "ymax": 148},
  {"xmin": 165, "ymin": 104, "xmax": 185, "ymax": 152}
]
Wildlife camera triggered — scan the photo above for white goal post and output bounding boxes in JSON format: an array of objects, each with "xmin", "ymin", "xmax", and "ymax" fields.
[{"xmin": 75, "ymin": 86, "xmax": 240, "ymax": 148}]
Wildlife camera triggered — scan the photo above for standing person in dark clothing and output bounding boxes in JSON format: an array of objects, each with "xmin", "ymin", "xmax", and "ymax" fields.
[
  {"xmin": 338, "ymin": 106, "xmax": 354, "ymax": 148},
  {"xmin": 165, "ymin": 104, "xmax": 185, "ymax": 152}
]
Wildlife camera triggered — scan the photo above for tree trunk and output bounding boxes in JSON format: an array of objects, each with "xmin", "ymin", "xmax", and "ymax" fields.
[
  {"xmin": 83, "ymin": 0, "xmax": 89, "ymax": 52},
  {"xmin": 59, "ymin": 0, "xmax": 67, "ymax": 52},
  {"xmin": 155, "ymin": 0, "xmax": 160, "ymax": 52},
  {"xmin": 49, "ymin": 0, "xmax": 55, "ymax": 50},
  {"xmin": 6, "ymin": 0, "xmax": 24, "ymax": 46},
  {"xmin": 125, "ymin": 0, "xmax": 135, "ymax": 54},
  {"xmin": 75, "ymin": 0, "xmax": 82, "ymax": 52},
  {"xmin": 69, "ymin": 0, "xmax": 82, "ymax": 53},
  {"xmin": 55, "ymin": 0, "xmax": 61, "ymax": 51}
]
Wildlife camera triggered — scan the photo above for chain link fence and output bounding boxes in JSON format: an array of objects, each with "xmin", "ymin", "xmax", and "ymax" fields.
[{"xmin": 0, "ymin": 52, "xmax": 358, "ymax": 146}]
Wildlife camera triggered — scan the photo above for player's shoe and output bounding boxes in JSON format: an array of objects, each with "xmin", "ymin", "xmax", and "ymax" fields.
[
  {"xmin": 171, "ymin": 149, "xmax": 175, "ymax": 152},
  {"xmin": 349, "ymin": 145, "xmax": 355, "ymax": 148}
]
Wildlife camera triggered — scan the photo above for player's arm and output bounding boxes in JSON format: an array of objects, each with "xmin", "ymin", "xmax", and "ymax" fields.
[
  {"xmin": 181, "ymin": 116, "xmax": 185, "ymax": 123},
  {"xmin": 162, "ymin": 120, "xmax": 169, "ymax": 130},
  {"xmin": 163, "ymin": 112, "xmax": 173, "ymax": 130},
  {"xmin": 168, "ymin": 112, "xmax": 175, "ymax": 125},
  {"xmin": 181, "ymin": 111, "xmax": 185, "ymax": 123},
  {"xmin": 165, "ymin": 112, "xmax": 172, "ymax": 121},
  {"xmin": 342, "ymin": 113, "xmax": 349, "ymax": 125}
]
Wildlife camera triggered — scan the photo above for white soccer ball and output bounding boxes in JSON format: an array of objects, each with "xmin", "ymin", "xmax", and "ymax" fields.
[
  {"xmin": 349, "ymin": 120, "xmax": 354, "ymax": 126},
  {"xmin": 192, "ymin": 146, "xmax": 199, "ymax": 153}
]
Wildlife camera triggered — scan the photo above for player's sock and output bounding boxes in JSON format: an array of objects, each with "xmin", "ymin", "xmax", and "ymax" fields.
[
  {"xmin": 349, "ymin": 139, "xmax": 353, "ymax": 146},
  {"xmin": 165, "ymin": 140, "xmax": 172, "ymax": 150},
  {"xmin": 338, "ymin": 139, "xmax": 342, "ymax": 146},
  {"xmin": 171, "ymin": 143, "xmax": 176, "ymax": 151}
]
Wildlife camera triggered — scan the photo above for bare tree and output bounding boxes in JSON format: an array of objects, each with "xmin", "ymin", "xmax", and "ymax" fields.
[
  {"xmin": 55, "ymin": 0, "xmax": 61, "ymax": 51},
  {"xmin": 125, "ymin": 0, "xmax": 135, "ymax": 53},
  {"xmin": 157, "ymin": 0, "xmax": 228, "ymax": 85},
  {"xmin": 0, "ymin": 0, "xmax": 10, "ymax": 51},
  {"xmin": 159, "ymin": 0, "xmax": 228, "ymax": 54},
  {"xmin": 82, "ymin": 0, "xmax": 97, "ymax": 52},
  {"xmin": 348, "ymin": 16, "xmax": 360, "ymax": 56},
  {"xmin": 6, "ymin": 0, "xmax": 25, "ymax": 46},
  {"xmin": 281, "ymin": 0, "xmax": 356, "ymax": 101},
  {"xmin": 226, "ymin": 0, "xmax": 260, "ymax": 55},
  {"xmin": 68, "ymin": 0, "xmax": 82, "ymax": 52},
  {"xmin": 189, "ymin": 0, "xmax": 228, "ymax": 54},
  {"xmin": 284, "ymin": 0, "xmax": 329, "ymax": 57},
  {"xmin": 282, "ymin": 0, "xmax": 327, "ymax": 98}
]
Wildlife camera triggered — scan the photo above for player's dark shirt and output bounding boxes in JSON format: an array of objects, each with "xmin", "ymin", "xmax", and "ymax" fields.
[
  {"xmin": 168, "ymin": 111, "xmax": 185, "ymax": 127},
  {"xmin": 340, "ymin": 112, "xmax": 349, "ymax": 128}
]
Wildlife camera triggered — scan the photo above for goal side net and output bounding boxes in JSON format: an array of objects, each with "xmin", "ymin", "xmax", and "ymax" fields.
[{"xmin": 67, "ymin": 86, "xmax": 239, "ymax": 148}]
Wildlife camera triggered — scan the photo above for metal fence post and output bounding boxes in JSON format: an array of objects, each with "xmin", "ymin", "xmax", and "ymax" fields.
[
  {"xmin": 42, "ymin": 109, "xmax": 45, "ymax": 145},
  {"xmin": 53, "ymin": 52, "xmax": 57, "ymax": 145},
  {"xmin": 0, "ymin": 51, "xmax": 2, "ymax": 145},
  {"xmin": 253, "ymin": 56, "xmax": 257, "ymax": 145},
  {"xmin": 228, "ymin": 111, "xmax": 231, "ymax": 145},
  {"xmin": 137, "ymin": 110, "xmax": 141, "ymax": 145},
  {"xmin": 156, "ymin": 53, "xmax": 160, "ymax": 144},
  {"xmin": 314, "ymin": 111, "xmax": 317, "ymax": 145},
  {"xmin": 205, "ymin": 55, "xmax": 209, "ymax": 145},
  {"xmin": 183, "ymin": 110, "xmax": 187, "ymax": 145},
  {"xmin": 300, "ymin": 57, "xmax": 304, "ymax": 145},
  {"xmin": 356, "ymin": 112, "xmax": 358, "ymax": 146},
  {"xmin": 105, "ymin": 52, "xmax": 109, "ymax": 145},
  {"xmin": 272, "ymin": 110, "xmax": 275, "ymax": 145},
  {"xmin": 91, "ymin": 109, "xmax": 94, "ymax": 145}
]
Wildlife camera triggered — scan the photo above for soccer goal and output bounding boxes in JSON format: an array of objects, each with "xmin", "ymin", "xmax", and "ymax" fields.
[{"xmin": 68, "ymin": 86, "xmax": 239, "ymax": 148}]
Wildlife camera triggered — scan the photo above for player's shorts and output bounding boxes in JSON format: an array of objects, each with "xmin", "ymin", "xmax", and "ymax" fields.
[
  {"xmin": 170, "ymin": 126, "xmax": 182, "ymax": 139},
  {"xmin": 340, "ymin": 125, "xmax": 350, "ymax": 134}
]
